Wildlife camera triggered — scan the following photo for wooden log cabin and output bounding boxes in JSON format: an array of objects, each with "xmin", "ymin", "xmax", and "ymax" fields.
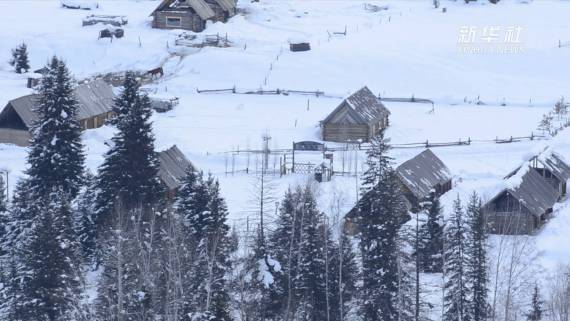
[
  {"xmin": 344, "ymin": 149, "xmax": 452, "ymax": 233},
  {"xmin": 321, "ymin": 86, "xmax": 390, "ymax": 143},
  {"xmin": 158, "ymin": 145, "xmax": 195, "ymax": 199},
  {"xmin": 395, "ymin": 149, "xmax": 453, "ymax": 212},
  {"xmin": 150, "ymin": 0, "xmax": 236, "ymax": 32},
  {"xmin": 0, "ymin": 80, "xmax": 115, "ymax": 147},
  {"xmin": 484, "ymin": 165, "xmax": 559, "ymax": 235}
]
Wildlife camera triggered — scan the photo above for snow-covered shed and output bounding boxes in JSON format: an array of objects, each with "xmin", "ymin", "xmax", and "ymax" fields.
[
  {"xmin": 158, "ymin": 145, "xmax": 194, "ymax": 197},
  {"xmin": 150, "ymin": 0, "xmax": 236, "ymax": 32},
  {"xmin": 485, "ymin": 165, "xmax": 559, "ymax": 235},
  {"xmin": 0, "ymin": 80, "xmax": 115, "ymax": 146},
  {"xmin": 321, "ymin": 86, "xmax": 390, "ymax": 142},
  {"xmin": 395, "ymin": 149, "xmax": 452, "ymax": 211},
  {"xmin": 529, "ymin": 152, "xmax": 570, "ymax": 199}
]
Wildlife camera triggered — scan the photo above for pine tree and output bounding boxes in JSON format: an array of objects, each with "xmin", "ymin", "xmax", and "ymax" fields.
[
  {"xmin": 26, "ymin": 56, "xmax": 85, "ymax": 199},
  {"xmin": 74, "ymin": 171, "xmax": 98, "ymax": 265},
  {"xmin": 329, "ymin": 230, "xmax": 359, "ymax": 321},
  {"xmin": 357, "ymin": 130, "xmax": 407, "ymax": 321},
  {"xmin": 14, "ymin": 190, "xmax": 83, "ymax": 321},
  {"xmin": 0, "ymin": 174, "xmax": 6, "ymax": 213},
  {"xmin": 526, "ymin": 284, "xmax": 543, "ymax": 321},
  {"xmin": 465, "ymin": 192, "xmax": 488, "ymax": 321},
  {"xmin": 176, "ymin": 170, "xmax": 211, "ymax": 240},
  {"xmin": 95, "ymin": 71, "xmax": 162, "ymax": 228},
  {"xmin": 181, "ymin": 175, "xmax": 233, "ymax": 321},
  {"xmin": 443, "ymin": 196, "xmax": 469, "ymax": 321},
  {"xmin": 16, "ymin": 43, "xmax": 30, "ymax": 74},
  {"xmin": 9, "ymin": 43, "xmax": 30, "ymax": 74},
  {"xmin": 0, "ymin": 175, "xmax": 7, "ymax": 257},
  {"xmin": 418, "ymin": 192, "xmax": 444, "ymax": 273}
]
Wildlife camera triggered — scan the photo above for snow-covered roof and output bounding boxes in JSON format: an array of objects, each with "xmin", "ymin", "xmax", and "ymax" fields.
[
  {"xmin": 505, "ymin": 149, "xmax": 570, "ymax": 183},
  {"xmin": 0, "ymin": 79, "xmax": 114, "ymax": 129},
  {"xmin": 395, "ymin": 149, "xmax": 452, "ymax": 200},
  {"xmin": 151, "ymin": 0, "xmax": 219, "ymax": 20},
  {"xmin": 489, "ymin": 164, "xmax": 559, "ymax": 218},
  {"xmin": 322, "ymin": 86, "xmax": 390, "ymax": 125},
  {"xmin": 158, "ymin": 145, "xmax": 194, "ymax": 191}
]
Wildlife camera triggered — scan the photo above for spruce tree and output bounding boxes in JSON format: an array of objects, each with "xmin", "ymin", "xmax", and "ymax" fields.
[
  {"xmin": 0, "ymin": 175, "xmax": 7, "ymax": 257},
  {"xmin": 443, "ymin": 196, "xmax": 469, "ymax": 321},
  {"xmin": 14, "ymin": 190, "xmax": 83, "ymax": 321},
  {"xmin": 26, "ymin": 56, "xmax": 85, "ymax": 199},
  {"xmin": 418, "ymin": 192, "xmax": 444, "ymax": 273},
  {"xmin": 95, "ymin": 71, "xmax": 162, "ymax": 227},
  {"xmin": 9, "ymin": 43, "xmax": 30, "ymax": 74},
  {"xmin": 526, "ymin": 284, "xmax": 543, "ymax": 321},
  {"xmin": 16, "ymin": 43, "xmax": 30, "ymax": 74},
  {"xmin": 357, "ymin": 130, "xmax": 407, "ymax": 321},
  {"xmin": 0, "ymin": 174, "xmax": 6, "ymax": 213},
  {"xmin": 295, "ymin": 186, "xmax": 330, "ymax": 321},
  {"xmin": 181, "ymin": 175, "xmax": 233, "ymax": 321},
  {"xmin": 465, "ymin": 192, "xmax": 488, "ymax": 321},
  {"xmin": 74, "ymin": 171, "xmax": 98, "ymax": 265}
]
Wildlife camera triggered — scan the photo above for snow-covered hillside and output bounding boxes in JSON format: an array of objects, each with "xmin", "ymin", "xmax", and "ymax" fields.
[{"xmin": 1, "ymin": 0, "xmax": 570, "ymax": 316}]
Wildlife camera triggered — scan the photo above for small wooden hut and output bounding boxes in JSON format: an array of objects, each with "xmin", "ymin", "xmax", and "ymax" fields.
[
  {"xmin": 150, "ymin": 0, "xmax": 236, "ymax": 32},
  {"xmin": 395, "ymin": 149, "xmax": 452, "ymax": 211},
  {"xmin": 344, "ymin": 149, "xmax": 451, "ymax": 234},
  {"xmin": 321, "ymin": 86, "xmax": 390, "ymax": 142},
  {"xmin": 484, "ymin": 166, "xmax": 559, "ymax": 235},
  {"xmin": 158, "ymin": 145, "xmax": 194, "ymax": 198},
  {"xmin": 0, "ymin": 80, "xmax": 115, "ymax": 146}
]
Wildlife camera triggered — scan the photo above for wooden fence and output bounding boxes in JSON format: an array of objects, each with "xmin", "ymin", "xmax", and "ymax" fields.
[{"xmin": 196, "ymin": 87, "xmax": 326, "ymax": 97}]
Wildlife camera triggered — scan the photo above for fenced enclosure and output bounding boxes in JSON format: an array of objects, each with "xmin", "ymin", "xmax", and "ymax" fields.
[{"xmin": 218, "ymin": 133, "xmax": 547, "ymax": 178}]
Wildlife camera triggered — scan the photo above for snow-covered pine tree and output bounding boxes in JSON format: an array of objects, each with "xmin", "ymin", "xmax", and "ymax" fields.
[
  {"xmin": 465, "ymin": 192, "xmax": 488, "ymax": 321},
  {"xmin": 26, "ymin": 56, "xmax": 85, "ymax": 199},
  {"xmin": 443, "ymin": 196, "xmax": 469, "ymax": 321},
  {"xmin": 265, "ymin": 188, "xmax": 298, "ymax": 320},
  {"xmin": 95, "ymin": 71, "xmax": 162, "ymax": 227},
  {"xmin": 295, "ymin": 186, "xmax": 330, "ymax": 321},
  {"xmin": 526, "ymin": 284, "xmax": 543, "ymax": 321},
  {"xmin": 418, "ymin": 192, "xmax": 444, "ymax": 273},
  {"xmin": 357, "ymin": 130, "xmax": 408, "ymax": 321},
  {"xmin": 396, "ymin": 224, "xmax": 419, "ymax": 321},
  {"xmin": 14, "ymin": 190, "xmax": 84, "ymax": 321},
  {"xmin": 0, "ymin": 175, "xmax": 7, "ymax": 256},
  {"xmin": 176, "ymin": 169, "xmax": 210, "ymax": 241},
  {"xmin": 9, "ymin": 43, "xmax": 30, "ymax": 74},
  {"xmin": 179, "ymin": 175, "xmax": 233, "ymax": 321},
  {"xmin": 329, "ymin": 229, "xmax": 359, "ymax": 321},
  {"xmin": 0, "ymin": 174, "xmax": 6, "ymax": 213},
  {"xmin": 74, "ymin": 171, "xmax": 98, "ymax": 265},
  {"xmin": 201, "ymin": 175, "xmax": 233, "ymax": 321},
  {"xmin": 15, "ymin": 43, "xmax": 30, "ymax": 74}
]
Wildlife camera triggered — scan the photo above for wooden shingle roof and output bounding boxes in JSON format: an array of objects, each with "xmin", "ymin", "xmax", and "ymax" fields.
[
  {"xmin": 396, "ymin": 149, "xmax": 451, "ymax": 200},
  {"xmin": 491, "ymin": 165, "xmax": 559, "ymax": 218},
  {"xmin": 158, "ymin": 145, "xmax": 194, "ymax": 191},
  {"xmin": 322, "ymin": 86, "xmax": 390, "ymax": 125}
]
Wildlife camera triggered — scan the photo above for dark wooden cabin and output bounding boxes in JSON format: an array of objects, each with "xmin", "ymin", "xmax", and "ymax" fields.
[
  {"xmin": 151, "ymin": 0, "xmax": 236, "ymax": 32},
  {"xmin": 344, "ymin": 149, "xmax": 451, "ymax": 234},
  {"xmin": 484, "ymin": 166, "xmax": 559, "ymax": 235},
  {"xmin": 395, "ymin": 149, "xmax": 452, "ymax": 212},
  {"xmin": 321, "ymin": 86, "xmax": 390, "ymax": 143},
  {"xmin": 158, "ymin": 145, "xmax": 194, "ymax": 198},
  {"xmin": 0, "ymin": 80, "xmax": 115, "ymax": 147}
]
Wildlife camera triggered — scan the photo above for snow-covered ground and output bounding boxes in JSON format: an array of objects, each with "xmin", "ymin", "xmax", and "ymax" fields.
[{"xmin": 1, "ymin": 0, "xmax": 570, "ymax": 311}]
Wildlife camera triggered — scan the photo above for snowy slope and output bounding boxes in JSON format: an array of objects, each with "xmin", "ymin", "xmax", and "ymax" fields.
[{"xmin": 1, "ymin": 1, "xmax": 570, "ymax": 312}]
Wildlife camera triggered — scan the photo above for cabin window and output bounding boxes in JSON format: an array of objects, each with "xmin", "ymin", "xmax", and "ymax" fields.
[{"xmin": 166, "ymin": 17, "xmax": 182, "ymax": 27}]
